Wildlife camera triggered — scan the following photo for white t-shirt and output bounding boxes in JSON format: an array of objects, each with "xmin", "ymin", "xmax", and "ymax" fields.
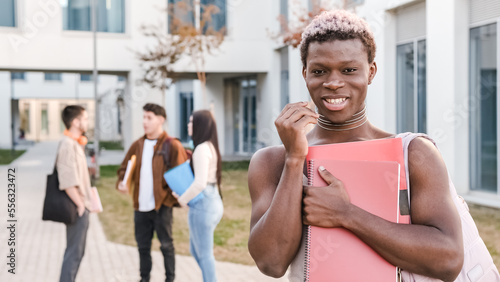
[{"xmin": 138, "ymin": 139, "xmax": 157, "ymax": 212}]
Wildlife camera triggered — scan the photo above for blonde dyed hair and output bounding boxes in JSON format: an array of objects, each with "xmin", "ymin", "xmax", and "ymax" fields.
[{"xmin": 300, "ymin": 9, "xmax": 376, "ymax": 66}]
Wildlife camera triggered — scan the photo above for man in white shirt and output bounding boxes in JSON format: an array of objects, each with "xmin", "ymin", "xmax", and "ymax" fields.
[{"xmin": 117, "ymin": 103, "xmax": 188, "ymax": 282}]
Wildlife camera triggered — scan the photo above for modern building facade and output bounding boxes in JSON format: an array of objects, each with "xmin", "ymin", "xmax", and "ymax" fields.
[
  {"xmin": 0, "ymin": 0, "xmax": 499, "ymax": 207},
  {"xmin": 165, "ymin": 0, "xmax": 500, "ymax": 207}
]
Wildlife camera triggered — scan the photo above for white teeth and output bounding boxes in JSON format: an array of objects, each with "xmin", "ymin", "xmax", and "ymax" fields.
[{"xmin": 325, "ymin": 98, "xmax": 347, "ymax": 105}]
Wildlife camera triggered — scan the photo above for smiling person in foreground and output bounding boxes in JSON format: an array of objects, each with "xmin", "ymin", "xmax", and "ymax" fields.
[{"xmin": 247, "ymin": 9, "xmax": 500, "ymax": 282}]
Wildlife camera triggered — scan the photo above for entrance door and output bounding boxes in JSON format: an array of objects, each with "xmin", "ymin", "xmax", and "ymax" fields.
[{"xmin": 230, "ymin": 76, "xmax": 257, "ymax": 155}]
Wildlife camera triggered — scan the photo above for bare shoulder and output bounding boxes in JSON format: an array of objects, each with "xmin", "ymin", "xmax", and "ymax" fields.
[
  {"xmin": 407, "ymin": 137, "xmax": 454, "ymax": 224},
  {"xmin": 248, "ymin": 146, "xmax": 287, "ymax": 225},
  {"xmin": 249, "ymin": 146, "xmax": 286, "ymax": 182},
  {"xmin": 248, "ymin": 146, "xmax": 287, "ymax": 196},
  {"xmin": 407, "ymin": 136, "xmax": 444, "ymax": 169}
]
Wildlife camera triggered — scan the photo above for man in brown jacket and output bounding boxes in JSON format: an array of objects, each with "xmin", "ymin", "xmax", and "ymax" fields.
[{"xmin": 116, "ymin": 103, "xmax": 188, "ymax": 282}]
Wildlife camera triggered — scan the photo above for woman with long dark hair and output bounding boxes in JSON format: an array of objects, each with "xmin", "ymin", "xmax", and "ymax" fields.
[{"xmin": 176, "ymin": 110, "xmax": 223, "ymax": 282}]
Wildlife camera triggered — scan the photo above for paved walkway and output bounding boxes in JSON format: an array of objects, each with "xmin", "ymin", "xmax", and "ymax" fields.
[{"xmin": 0, "ymin": 142, "xmax": 287, "ymax": 282}]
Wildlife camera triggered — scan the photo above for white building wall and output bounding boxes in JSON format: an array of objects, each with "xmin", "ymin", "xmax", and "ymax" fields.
[
  {"xmin": 258, "ymin": 52, "xmax": 282, "ymax": 149},
  {"xmin": 426, "ymin": 0, "xmax": 470, "ymax": 193},
  {"xmin": 0, "ymin": 0, "xmax": 169, "ymax": 149}
]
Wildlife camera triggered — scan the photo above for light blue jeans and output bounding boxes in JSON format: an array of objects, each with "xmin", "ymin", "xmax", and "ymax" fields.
[{"xmin": 188, "ymin": 184, "xmax": 224, "ymax": 282}]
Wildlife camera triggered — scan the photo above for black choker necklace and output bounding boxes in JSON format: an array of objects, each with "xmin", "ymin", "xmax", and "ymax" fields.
[{"xmin": 317, "ymin": 106, "xmax": 367, "ymax": 131}]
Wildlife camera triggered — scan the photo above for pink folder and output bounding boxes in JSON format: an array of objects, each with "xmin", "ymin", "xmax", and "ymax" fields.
[
  {"xmin": 305, "ymin": 159, "xmax": 401, "ymax": 282},
  {"xmin": 307, "ymin": 137, "xmax": 409, "ymax": 224}
]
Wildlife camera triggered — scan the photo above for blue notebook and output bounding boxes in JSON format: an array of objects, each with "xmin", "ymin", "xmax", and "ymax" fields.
[{"xmin": 163, "ymin": 161, "xmax": 204, "ymax": 206}]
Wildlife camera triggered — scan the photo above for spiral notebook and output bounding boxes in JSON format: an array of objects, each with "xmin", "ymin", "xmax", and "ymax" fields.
[
  {"xmin": 307, "ymin": 137, "xmax": 410, "ymax": 223},
  {"xmin": 305, "ymin": 159, "xmax": 401, "ymax": 282}
]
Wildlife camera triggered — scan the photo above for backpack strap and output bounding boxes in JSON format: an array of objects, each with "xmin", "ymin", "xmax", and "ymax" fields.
[
  {"xmin": 395, "ymin": 132, "xmax": 438, "ymax": 219},
  {"xmin": 53, "ymin": 140, "xmax": 64, "ymax": 174}
]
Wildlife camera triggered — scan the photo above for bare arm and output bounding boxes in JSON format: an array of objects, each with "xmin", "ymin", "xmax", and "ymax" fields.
[
  {"xmin": 248, "ymin": 102, "xmax": 319, "ymax": 277},
  {"xmin": 303, "ymin": 137, "xmax": 463, "ymax": 281}
]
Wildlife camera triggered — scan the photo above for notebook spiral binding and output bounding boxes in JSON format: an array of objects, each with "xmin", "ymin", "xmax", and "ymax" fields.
[{"xmin": 304, "ymin": 160, "xmax": 314, "ymax": 282}]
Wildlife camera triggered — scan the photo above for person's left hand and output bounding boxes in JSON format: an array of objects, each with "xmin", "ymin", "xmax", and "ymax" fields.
[
  {"xmin": 302, "ymin": 166, "xmax": 352, "ymax": 228},
  {"xmin": 172, "ymin": 191, "xmax": 188, "ymax": 208}
]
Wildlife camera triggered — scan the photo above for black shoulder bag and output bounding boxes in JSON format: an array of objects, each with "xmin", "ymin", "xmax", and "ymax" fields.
[{"xmin": 42, "ymin": 142, "xmax": 78, "ymax": 225}]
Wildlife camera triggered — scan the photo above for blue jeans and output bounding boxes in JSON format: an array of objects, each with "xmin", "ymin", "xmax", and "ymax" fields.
[{"xmin": 188, "ymin": 184, "xmax": 223, "ymax": 282}]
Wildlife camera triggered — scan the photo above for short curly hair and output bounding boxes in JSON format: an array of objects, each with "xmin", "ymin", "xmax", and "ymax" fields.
[{"xmin": 300, "ymin": 9, "xmax": 376, "ymax": 67}]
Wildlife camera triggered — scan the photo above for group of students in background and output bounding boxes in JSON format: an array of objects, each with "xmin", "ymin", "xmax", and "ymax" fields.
[{"xmin": 56, "ymin": 103, "xmax": 223, "ymax": 282}]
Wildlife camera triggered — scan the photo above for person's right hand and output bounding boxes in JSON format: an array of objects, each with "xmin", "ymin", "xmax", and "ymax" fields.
[
  {"xmin": 118, "ymin": 182, "xmax": 128, "ymax": 194},
  {"xmin": 77, "ymin": 204, "xmax": 85, "ymax": 217},
  {"xmin": 275, "ymin": 102, "xmax": 319, "ymax": 160}
]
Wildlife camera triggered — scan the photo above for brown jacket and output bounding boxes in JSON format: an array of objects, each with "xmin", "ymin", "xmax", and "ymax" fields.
[{"xmin": 116, "ymin": 131, "xmax": 188, "ymax": 210}]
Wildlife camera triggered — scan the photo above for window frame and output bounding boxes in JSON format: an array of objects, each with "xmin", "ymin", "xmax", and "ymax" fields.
[
  {"xmin": 11, "ymin": 72, "xmax": 26, "ymax": 81},
  {"xmin": 469, "ymin": 19, "xmax": 500, "ymax": 195},
  {"xmin": 0, "ymin": 0, "xmax": 17, "ymax": 28},
  {"xmin": 62, "ymin": 0, "xmax": 126, "ymax": 33},
  {"xmin": 44, "ymin": 72, "xmax": 63, "ymax": 82},
  {"xmin": 168, "ymin": 0, "xmax": 226, "ymax": 35},
  {"xmin": 396, "ymin": 36, "xmax": 427, "ymax": 134}
]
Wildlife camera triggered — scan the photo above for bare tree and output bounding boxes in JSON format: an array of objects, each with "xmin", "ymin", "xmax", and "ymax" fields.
[{"xmin": 135, "ymin": 0, "xmax": 225, "ymax": 107}]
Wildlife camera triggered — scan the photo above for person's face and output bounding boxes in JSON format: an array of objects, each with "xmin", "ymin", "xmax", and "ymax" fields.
[
  {"xmin": 72, "ymin": 110, "xmax": 88, "ymax": 134},
  {"xmin": 302, "ymin": 39, "xmax": 377, "ymax": 123},
  {"xmin": 188, "ymin": 116, "xmax": 193, "ymax": 137},
  {"xmin": 143, "ymin": 111, "xmax": 164, "ymax": 135}
]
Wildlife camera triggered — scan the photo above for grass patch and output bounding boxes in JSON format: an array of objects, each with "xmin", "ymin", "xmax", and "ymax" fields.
[
  {"xmin": 97, "ymin": 165, "xmax": 254, "ymax": 265},
  {"xmin": 222, "ymin": 160, "xmax": 250, "ymax": 171},
  {"xmin": 100, "ymin": 165, "xmax": 120, "ymax": 178},
  {"xmin": 469, "ymin": 204, "xmax": 500, "ymax": 269},
  {"xmin": 0, "ymin": 149, "xmax": 26, "ymax": 165},
  {"xmin": 88, "ymin": 141, "xmax": 124, "ymax": 151}
]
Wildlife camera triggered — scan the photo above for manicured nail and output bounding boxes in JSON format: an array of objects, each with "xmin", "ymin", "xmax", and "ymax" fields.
[{"xmin": 319, "ymin": 166, "xmax": 325, "ymax": 171}]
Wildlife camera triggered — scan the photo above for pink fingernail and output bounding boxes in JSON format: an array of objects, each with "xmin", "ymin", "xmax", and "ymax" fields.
[{"xmin": 319, "ymin": 166, "xmax": 325, "ymax": 171}]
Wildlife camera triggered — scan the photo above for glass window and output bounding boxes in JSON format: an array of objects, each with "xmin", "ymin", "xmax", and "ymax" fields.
[
  {"xmin": 470, "ymin": 23, "xmax": 497, "ymax": 193},
  {"xmin": 22, "ymin": 103, "xmax": 30, "ymax": 134},
  {"xmin": 280, "ymin": 47, "xmax": 289, "ymax": 109},
  {"xmin": 0, "ymin": 0, "xmax": 16, "ymax": 27},
  {"xmin": 417, "ymin": 40, "xmax": 427, "ymax": 133},
  {"xmin": 60, "ymin": 104, "xmax": 67, "ymax": 132},
  {"xmin": 11, "ymin": 72, "xmax": 26, "ymax": 80},
  {"xmin": 45, "ymin": 73, "xmax": 62, "ymax": 81},
  {"xmin": 41, "ymin": 104, "xmax": 49, "ymax": 135},
  {"xmin": 62, "ymin": 0, "xmax": 125, "ymax": 33},
  {"xmin": 168, "ymin": 0, "xmax": 195, "ymax": 34},
  {"xmin": 201, "ymin": 0, "xmax": 226, "ymax": 33},
  {"xmin": 347, "ymin": 0, "xmax": 364, "ymax": 7},
  {"xmin": 179, "ymin": 91, "xmax": 193, "ymax": 142},
  {"xmin": 281, "ymin": 0, "xmax": 288, "ymax": 32},
  {"xmin": 397, "ymin": 43, "xmax": 415, "ymax": 132},
  {"xmin": 117, "ymin": 75, "xmax": 126, "ymax": 81},
  {"xmin": 80, "ymin": 74, "xmax": 92, "ymax": 81},
  {"xmin": 241, "ymin": 77, "xmax": 257, "ymax": 153},
  {"xmin": 396, "ymin": 39, "xmax": 426, "ymax": 133}
]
